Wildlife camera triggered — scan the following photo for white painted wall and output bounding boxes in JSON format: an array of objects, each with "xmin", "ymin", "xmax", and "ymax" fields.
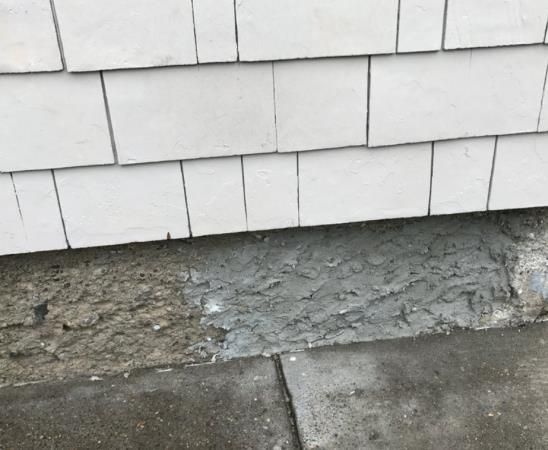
[{"xmin": 1, "ymin": 0, "xmax": 548, "ymax": 255}]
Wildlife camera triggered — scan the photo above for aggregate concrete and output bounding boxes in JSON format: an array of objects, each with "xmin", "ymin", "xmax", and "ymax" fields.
[
  {"xmin": 1, "ymin": 209, "xmax": 548, "ymax": 385},
  {"xmin": 282, "ymin": 323, "xmax": 548, "ymax": 449},
  {"xmin": 0, "ymin": 357, "xmax": 297, "ymax": 450}
]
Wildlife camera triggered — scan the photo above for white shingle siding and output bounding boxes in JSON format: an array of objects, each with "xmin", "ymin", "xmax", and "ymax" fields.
[
  {"xmin": 274, "ymin": 58, "xmax": 368, "ymax": 152},
  {"xmin": 0, "ymin": 171, "xmax": 66, "ymax": 256},
  {"xmin": 430, "ymin": 137, "xmax": 495, "ymax": 215},
  {"xmin": 243, "ymin": 153, "xmax": 299, "ymax": 231},
  {"xmin": 489, "ymin": 133, "xmax": 548, "ymax": 211},
  {"xmin": 54, "ymin": 163, "xmax": 190, "ymax": 248},
  {"xmin": 369, "ymin": 46, "xmax": 548, "ymax": 147},
  {"xmin": 104, "ymin": 63, "xmax": 276, "ymax": 164},
  {"xmin": 299, "ymin": 145, "xmax": 432, "ymax": 227},
  {"xmin": 397, "ymin": 0, "xmax": 445, "ymax": 53},
  {"xmin": 0, "ymin": 173, "xmax": 26, "ymax": 256},
  {"xmin": 2, "ymin": 3, "xmax": 548, "ymax": 256},
  {"xmin": 539, "ymin": 78, "xmax": 548, "ymax": 132},
  {"xmin": 194, "ymin": 0, "xmax": 238, "ymax": 63},
  {"xmin": 11, "ymin": 171, "xmax": 67, "ymax": 252},
  {"xmin": 53, "ymin": 0, "xmax": 197, "ymax": 71},
  {"xmin": 0, "ymin": 0, "xmax": 62, "ymax": 73},
  {"xmin": 0, "ymin": 71, "xmax": 113, "ymax": 172},
  {"xmin": 183, "ymin": 157, "xmax": 247, "ymax": 237},
  {"xmin": 236, "ymin": 0, "xmax": 398, "ymax": 61},
  {"xmin": 445, "ymin": 0, "xmax": 548, "ymax": 50}
]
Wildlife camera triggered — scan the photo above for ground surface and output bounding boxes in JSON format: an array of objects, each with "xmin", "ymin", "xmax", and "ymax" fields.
[{"xmin": 2, "ymin": 323, "xmax": 548, "ymax": 449}]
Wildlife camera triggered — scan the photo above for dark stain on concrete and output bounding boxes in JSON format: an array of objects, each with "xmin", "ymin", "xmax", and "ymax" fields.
[{"xmin": 0, "ymin": 357, "xmax": 297, "ymax": 450}]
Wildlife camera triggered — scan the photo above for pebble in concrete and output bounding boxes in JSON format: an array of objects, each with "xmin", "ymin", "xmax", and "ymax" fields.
[
  {"xmin": 281, "ymin": 324, "xmax": 548, "ymax": 449},
  {"xmin": 0, "ymin": 358, "xmax": 297, "ymax": 449}
]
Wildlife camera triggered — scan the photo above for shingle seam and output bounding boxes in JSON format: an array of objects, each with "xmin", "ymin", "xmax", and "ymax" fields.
[
  {"xmin": 51, "ymin": 170, "xmax": 71, "ymax": 249},
  {"xmin": 48, "ymin": 0, "xmax": 66, "ymax": 70},
  {"xmin": 486, "ymin": 136, "xmax": 499, "ymax": 211},
  {"xmin": 179, "ymin": 161, "xmax": 194, "ymax": 238}
]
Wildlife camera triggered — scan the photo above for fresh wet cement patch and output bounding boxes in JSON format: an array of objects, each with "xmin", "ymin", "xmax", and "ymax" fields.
[
  {"xmin": 281, "ymin": 323, "xmax": 548, "ymax": 449},
  {"xmin": 0, "ymin": 357, "xmax": 297, "ymax": 450}
]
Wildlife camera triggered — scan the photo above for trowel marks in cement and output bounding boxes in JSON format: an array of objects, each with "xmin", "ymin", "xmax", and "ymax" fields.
[{"xmin": 1, "ymin": 209, "xmax": 548, "ymax": 384}]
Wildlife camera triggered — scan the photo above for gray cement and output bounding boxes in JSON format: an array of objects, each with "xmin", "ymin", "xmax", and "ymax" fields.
[
  {"xmin": 2, "ymin": 208, "xmax": 548, "ymax": 385},
  {"xmin": 0, "ymin": 357, "xmax": 297, "ymax": 450},
  {"xmin": 281, "ymin": 323, "xmax": 548, "ymax": 449}
]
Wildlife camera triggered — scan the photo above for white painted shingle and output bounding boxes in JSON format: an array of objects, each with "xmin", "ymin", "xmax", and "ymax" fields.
[
  {"xmin": 445, "ymin": 0, "xmax": 548, "ymax": 49},
  {"xmin": 11, "ymin": 171, "xmax": 67, "ymax": 252},
  {"xmin": 183, "ymin": 157, "xmax": 247, "ymax": 237},
  {"xmin": 0, "ymin": 171, "xmax": 66, "ymax": 256},
  {"xmin": 539, "ymin": 77, "xmax": 548, "ymax": 132},
  {"xmin": 0, "ymin": 0, "xmax": 62, "ymax": 73},
  {"xmin": 299, "ymin": 145, "xmax": 431, "ymax": 227},
  {"xmin": 53, "ymin": 0, "xmax": 196, "ymax": 71},
  {"xmin": 55, "ymin": 163, "xmax": 189, "ymax": 248},
  {"xmin": 397, "ymin": 0, "xmax": 445, "ymax": 52},
  {"xmin": 430, "ymin": 137, "xmax": 495, "ymax": 215},
  {"xmin": 104, "ymin": 63, "xmax": 275, "ymax": 164},
  {"xmin": 489, "ymin": 133, "xmax": 548, "ymax": 211},
  {"xmin": 0, "ymin": 71, "xmax": 113, "ymax": 172},
  {"xmin": 274, "ymin": 58, "xmax": 368, "ymax": 152},
  {"xmin": 194, "ymin": 0, "xmax": 237, "ymax": 63},
  {"xmin": 369, "ymin": 46, "xmax": 548, "ymax": 147},
  {"xmin": 236, "ymin": 0, "xmax": 398, "ymax": 61},
  {"xmin": 0, "ymin": 173, "xmax": 27, "ymax": 256},
  {"xmin": 243, "ymin": 153, "xmax": 298, "ymax": 231}
]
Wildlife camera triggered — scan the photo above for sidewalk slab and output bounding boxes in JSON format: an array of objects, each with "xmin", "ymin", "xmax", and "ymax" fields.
[
  {"xmin": 0, "ymin": 357, "xmax": 297, "ymax": 450},
  {"xmin": 281, "ymin": 324, "xmax": 548, "ymax": 449}
]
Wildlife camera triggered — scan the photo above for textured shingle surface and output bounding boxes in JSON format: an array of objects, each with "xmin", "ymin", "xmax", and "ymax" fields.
[
  {"xmin": 0, "ymin": 71, "xmax": 113, "ymax": 172},
  {"xmin": 398, "ymin": 0, "xmax": 445, "ymax": 53},
  {"xmin": 183, "ymin": 157, "xmax": 247, "ymax": 237},
  {"xmin": 55, "ymin": 163, "xmax": 190, "ymax": 248},
  {"xmin": 369, "ymin": 46, "xmax": 548, "ymax": 146},
  {"xmin": 298, "ymin": 145, "xmax": 432, "ymax": 227},
  {"xmin": 104, "ymin": 63, "xmax": 276, "ymax": 164},
  {"xmin": 430, "ymin": 137, "xmax": 495, "ymax": 215},
  {"xmin": 0, "ymin": 0, "xmax": 62, "ymax": 73},
  {"xmin": 236, "ymin": 0, "xmax": 399, "ymax": 61},
  {"xmin": 274, "ymin": 57, "xmax": 368, "ymax": 152},
  {"xmin": 445, "ymin": 0, "xmax": 548, "ymax": 49},
  {"xmin": 54, "ymin": 0, "xmax": 197, "ymax": 71},
  {"xmin": 489, "ymin": 133, "xmax": 548, "ymax": 211}
]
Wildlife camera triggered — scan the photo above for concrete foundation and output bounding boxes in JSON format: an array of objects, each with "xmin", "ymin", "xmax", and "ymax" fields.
[{"xmin": 1, "ymin": 209, "xmax": 548, "ymax": 385}]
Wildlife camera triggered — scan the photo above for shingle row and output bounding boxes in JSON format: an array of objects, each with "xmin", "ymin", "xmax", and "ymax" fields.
[
  {"xmin": 2, "ymin": 46, "xmax": 548, "ymax": 172},
  {"xmin": 2, "ymin": 133, "xmax": 547, "ymax": 255},
  {"xmin": 2, "ymin": 0, "xmax": 548, "ymax": 73}
]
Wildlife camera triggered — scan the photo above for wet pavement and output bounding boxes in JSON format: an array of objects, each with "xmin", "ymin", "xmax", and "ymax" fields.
[{"xmin": 2, "ymin": 323, "xmax": 548, "ymax": 449}]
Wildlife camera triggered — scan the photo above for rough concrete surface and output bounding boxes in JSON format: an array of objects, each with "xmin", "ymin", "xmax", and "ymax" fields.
[
  {"xmin": 1, "ymin": 209, "xmax": 548, "ymax": 385},
  {"xmin": 282, "ymin": 323, "xmax": 548, "ymax": 449},
  {"xmin": 0, "ymin": 357, "xmax": 297, "ymax": 450}
]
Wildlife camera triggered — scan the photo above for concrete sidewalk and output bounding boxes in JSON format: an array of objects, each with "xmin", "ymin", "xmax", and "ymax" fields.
[{"xmin": 2, "ymin": 324, "xmax": 548, "ymax": 449}]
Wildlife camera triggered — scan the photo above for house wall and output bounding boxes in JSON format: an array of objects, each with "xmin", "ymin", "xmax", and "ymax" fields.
[{"xmin": 1, "ymin": 0, "xmax": 548, "ymax": 255}]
